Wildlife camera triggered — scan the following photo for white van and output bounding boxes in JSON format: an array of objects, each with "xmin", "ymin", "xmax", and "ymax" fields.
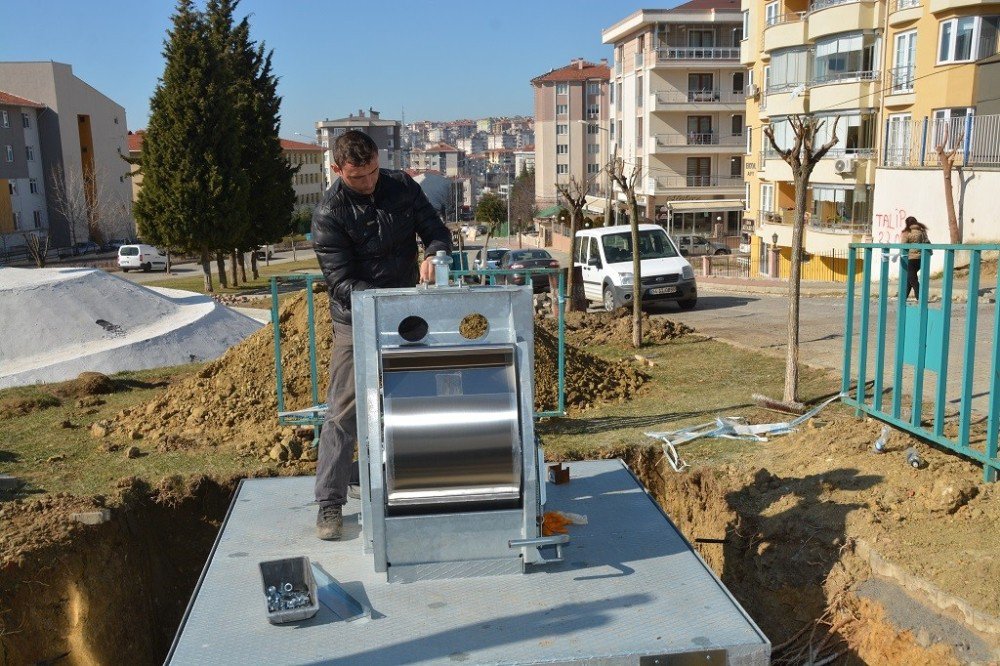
[
  {"xmin": 118, "ymin": 244, "xmax": 167, "ymax": 272},
  {"xmin": 575, "ymin": 224, "xmax": 697, "ymax": 311}
]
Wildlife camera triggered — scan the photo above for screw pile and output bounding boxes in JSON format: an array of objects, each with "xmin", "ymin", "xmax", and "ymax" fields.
[{"xmin": 266, "ymin": 582, "xmax": 312, "ymax": 613}]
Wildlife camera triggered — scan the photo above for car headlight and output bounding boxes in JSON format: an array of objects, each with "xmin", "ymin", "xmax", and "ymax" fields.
[
  {"xmin": 619, "ymin": 272, "xmax": 633, "ymax": 286},
  {"xmin": 682, "ymin": 265, "xmax": 694, "ymax": 280}
]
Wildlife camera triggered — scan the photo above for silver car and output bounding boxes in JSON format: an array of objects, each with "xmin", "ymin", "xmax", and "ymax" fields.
[{"xmin": 675, "ymin": 235, "xmax": 731, "ymax": 256}]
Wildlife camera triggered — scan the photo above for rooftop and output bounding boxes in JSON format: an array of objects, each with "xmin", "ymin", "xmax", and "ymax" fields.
[
  {"xmin": 280, "ymin": 138, "xmax": 323, "ymax": 152},
  {"xmin": 603, "ymin": 3, "xmax": 741, "ymax": 43},
  {"xmin": 531, "ymin": 59, "xmax": 611, "ymax": 85},
  {"xmin": 0, "ymin": 90, "xmax": 45, "ymax": 109},
  {"xmin": 127, "ymin": 130, "xmax": 145, "ymax": 153}
]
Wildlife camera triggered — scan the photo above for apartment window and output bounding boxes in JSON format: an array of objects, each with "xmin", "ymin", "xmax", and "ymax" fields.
[
  {"xmin": 587, "ymin": 104, "xmax": 600, "ymax": 119},
  {"xmin": 556, "ymin": 164, "xmax": 568, "ymax": 175},
  {"xmin": 587, "ymin": 143, "xmax": 600, "ymax": 154},
  {"xmin": 885, "ymin": 113, "xmax": 912, "ymax": 166},
  {"xmin": 8, "ymin": 181, "xmax": 16, "ymax": 195},
  {"xmin": 733, "ymin": 27, "xmax": 744, "ymax": 43},
  {"xmin": 556, "ymin": 144, "xmax": 569, "ymax": 155},
  {"xmin": 617, "ymin": 120, "xmax": 623, "ymax": 141},
  {"xmin": 587, "ymin": 123, "xmax": 600, "ymax": 134},
  {"xmin": 742, "ymin": 10, "xmax": 750, "ymax": 38},
  {"xmin": 616, "ymin": 82, "xmax": 622, "ymax": 112},
  {"xmin": 768, "ymin": 48, "xmax": 809, "ymax": 92},
  {"xmin": 932, "ymin": 108, "xmax": 974, "ymax": 150},
  {"xmin": 587, "ymin": 163, "xmax": 601, "ymax": 174},
  {"xmin": 760, "ymin": 183, "xmax": 774, "ymax": 213},
  {"xmin": 636, "ymin": 76, "xmax": 644, "ymax": 107},
  {"xmin": 688, "ymin": 30, "xmax": 715, "ymax": 47},
  {"xmin": 0, "ymin": 111, "xmax": 8, "ymax": 128},
  {"xmin": 29, "ymin": 178, "xmax": 38, "ymax": 194},
  {"xmin": 812, "ymin": 185, "xmax": 871, "ymax": 226},
  {"xmin": 732, "ymin": 72, "xmax": 745, "ymax": 95},
  {"xmin": 730, "ymin": 156, "xmax": 743, "ymax": 177},
  {"xmin": 587, "ymin": 82, "xmax": 601, "ymax": 95},
  {"xmin": 688, "ymin": 73, "xmax": 714, "ymax": 99},
  {"xmin": 815, "ymin": 112, "xmax": 877, "ymax": 154},
  {"xmin": 4, "ymin": 145, "xmax": 12, "ymax": 162},
  {"xmin": 610, "ymin": 83, "xmax": 615, "ymax": 106},
  {"xmin": 745, "ymin": 182, "xmax": 751, "ymax": 211},
  {"xmin": 556, "ymin": 83, "xmax": 569, "ymax": 95},
  {"xmin": 732, "ymin": 114, "xmax": 744, "ymax": 136},
  {"xmin": 636, "ymin": 117, "xmax": 644, "ymax": 149},
  {"xmin": 25, "ymin": 145, "xmax": 34, "ymax": 161},
  {"xmin": 746, "ymin": 126, "xmax": 752, "ymax": 154},
  {"xmin": 22, "ymin": 113, "xmax": 30, "ymax": 129},
  {"xmin": 687, "ymin": 157, "xmax": 711, "ymax": 186},
  {"xmin": 814, "ymin": 33, "xmax": 878, "ymax": 83},
  {"xmin": 556, "ymin": 124, "xmax": 568, "ymax": 135},
  {"xmin": 33, "ymin": 210, "xmax": 42, "ymax": 228},
  {"xmin": 12, "ymin": 211, "xmax": 21, "ymax": 229},
  {"xmin": 765, "ymin": 2, "xmax": 779, "ymax": 27},
  {"xmin": 556, "ymin": 104, "xmax": 568, "ymax": 116},
  {"xmin": 892, "ymin": 31, "xmax": 917, "ymax": 92}
]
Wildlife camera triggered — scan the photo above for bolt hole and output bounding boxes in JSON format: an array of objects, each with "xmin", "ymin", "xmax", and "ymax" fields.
[
  {"xmin": 459, "ymin": 313, "xmax": 489, "ymax": 340},
  {"xmin": 398, "ymin": 316, "xmax": 429, "ymax": 342}
]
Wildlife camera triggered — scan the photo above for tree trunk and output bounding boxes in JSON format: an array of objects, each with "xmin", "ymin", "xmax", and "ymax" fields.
[
  {"xmin": 165, "ymin": 250, "xmax": 172, "ymax": 275},
  {"xmin": 215, "ymin": 251, "xmax": 228, "ymax": 289},
  {"xmin": 238, "ymin": 251, "xmax": 247, "ymax": 283},
  {"xmin": 784, "ymin": 173, "xmax": 809, "ymax": 405},
  {"xmin": 201, "ymin": 247, "xmax": 214, "ymax": 293},
  {"xmin": 941, "ymin": 156, "xmax": 961, "ymax": 243},
  {"xmin": 250, "ymin": 252, "xmax": 259, "ymax": 280},
  {"xmin": 230, "ymin": 249, "xmax": 239, "ymax": 286},
  {"xmin": 629, "ymin": 198, "xmax": 642, "ymax": 348},
  {"xmin": 566, "ymin": 208, "xmax": 580, "ymax": 312}
]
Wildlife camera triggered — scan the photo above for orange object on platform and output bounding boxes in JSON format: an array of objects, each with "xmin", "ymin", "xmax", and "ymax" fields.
[{"xmin": 541, "ymin": 511, "xmax": 572, "ymax": 536}]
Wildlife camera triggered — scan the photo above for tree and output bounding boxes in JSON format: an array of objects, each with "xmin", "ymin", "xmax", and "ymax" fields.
[
  {"xmin": 607, "ymin": 157, "xmax": 644, "ymax": 348},
  {"xmin": 475, "ymin": 192, "xmax": 506, "ymax": 283},
  {"xmin": 555, "ymin": 174, "xmax": 598, "ymax": 312},
  {"xmin": 510, "ymin": 167, "xmax": 535, "ymax": 232},
  {"xmin": 763, "ymin": 115, "xmax": 839, "ymax": 406},
  {"xmin": 935, "ymin": 125, "xmax": 962, "ymax": 243},
  {"xmin": 21, "ymin": 232, "xmax": 50, "ymax": 268},
  {"xmin": 133, "ymin": 0, "xmax": 246, "ymax": 293},
  {"xmin": 47, "ymin": 165, "xmax": 92, "ymax": 248}
]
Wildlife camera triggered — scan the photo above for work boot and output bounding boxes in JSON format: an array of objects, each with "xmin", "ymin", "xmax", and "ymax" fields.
[{"xmin": 316, "ymin": 505, "xmax": 342, "ymax": 540}]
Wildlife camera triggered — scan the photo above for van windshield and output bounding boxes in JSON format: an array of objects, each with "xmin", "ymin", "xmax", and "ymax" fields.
[
  {"xmin": 601, "ymin": 229, "xmax": 678, "ymax": 263},
  {"xmin": 120, "ymin": 247, "xmax": 139, "ymax": 256}
]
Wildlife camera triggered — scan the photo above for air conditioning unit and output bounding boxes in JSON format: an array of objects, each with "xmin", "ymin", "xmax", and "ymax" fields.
[
  {"xmin": 745, "ymin": 83, "xmax": 760, "ymax": 97},
  {"xmin": 834, "ymin": 157, "xmax": 857, "ymax": 174}
]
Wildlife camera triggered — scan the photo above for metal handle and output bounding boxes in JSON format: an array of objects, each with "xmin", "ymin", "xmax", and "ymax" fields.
[{"xmin": 509, "ymin": 534, "xmax": 569, "ymax": 564}]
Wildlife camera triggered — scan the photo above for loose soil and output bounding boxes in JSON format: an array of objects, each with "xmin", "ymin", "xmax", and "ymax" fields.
[
  {"xmin": 541, "ymin": 309, "xmax": 694, "ymax": 347},
  {"xmin": 2, "ymin": 287, "xmax": 998, "ymax": 664}
]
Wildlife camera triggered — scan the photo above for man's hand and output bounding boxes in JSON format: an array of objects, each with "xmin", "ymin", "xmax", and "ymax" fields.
[{"xmin": 419, "ymin": 256, "xmax": 435, "ymax": 284}]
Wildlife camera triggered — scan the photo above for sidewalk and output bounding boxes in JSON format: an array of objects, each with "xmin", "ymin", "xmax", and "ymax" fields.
[{"xmin": 697, "ymin": 274, "xmax": 982, "ymax": 301}]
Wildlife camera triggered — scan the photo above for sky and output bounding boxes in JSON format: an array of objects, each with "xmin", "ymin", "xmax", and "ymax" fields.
[{"xmin": 0, "ymin": 0, "xmax": 669, "ymax": 139}]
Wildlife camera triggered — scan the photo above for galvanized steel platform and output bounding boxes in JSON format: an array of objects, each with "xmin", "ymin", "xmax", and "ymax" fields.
[{"xmin": 167, "ymin": 460, "xmax": 769, "ymax": 665}]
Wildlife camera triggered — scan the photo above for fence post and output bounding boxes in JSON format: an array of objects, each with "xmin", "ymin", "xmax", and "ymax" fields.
[
  {"xmin": 919, "ymin": 117, "xmax": 928, "ymax": 167},
  {"xmin": 963, "ymin": 113, "xmax": 974, "ymax": 166}
]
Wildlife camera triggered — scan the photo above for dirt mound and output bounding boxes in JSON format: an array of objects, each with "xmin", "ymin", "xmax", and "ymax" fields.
[
  {"xmin": 100, "ymin": 289, "xmax": 648, "ymax": 459},
  {"xmin": 542, "ymin": 310, "xmax": 693, "ymax": 347},
  {"xmin": 0, "ymin": 392, "xmax": 61, "ymax": 420},
  {"xmin": 53, "ymin": 371, "xmax": 120, "ymax": 397}
]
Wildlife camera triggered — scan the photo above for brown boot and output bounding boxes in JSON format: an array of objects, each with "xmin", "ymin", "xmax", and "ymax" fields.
[{"xmin": 316, "ymin": 505, "xmax": 342, "ymax": 540}]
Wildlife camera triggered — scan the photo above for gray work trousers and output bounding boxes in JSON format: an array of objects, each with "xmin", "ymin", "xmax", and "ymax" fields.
[{"xmin": 315, "ymin": 320, "xmax": 357, "ymax": 508}]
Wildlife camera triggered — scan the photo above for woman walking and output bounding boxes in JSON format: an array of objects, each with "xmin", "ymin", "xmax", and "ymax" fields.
[{"xmin": 901, "ymin": 217, "xmax": 931, "ymax": 300}]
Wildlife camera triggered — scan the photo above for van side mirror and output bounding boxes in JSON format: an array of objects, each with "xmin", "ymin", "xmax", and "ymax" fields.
[{"xmin": 588, "ymin": 256, "xmax": 602, "ymax": 268}]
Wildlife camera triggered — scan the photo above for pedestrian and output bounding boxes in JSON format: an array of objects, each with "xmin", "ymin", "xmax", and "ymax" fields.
[
  {"xmin": 901, "ymin": 217, "xmax": 931, "ymax": 300},
  {"xmin": 311, "ymin": 130, "xmax": 452, "ymax": 540}
]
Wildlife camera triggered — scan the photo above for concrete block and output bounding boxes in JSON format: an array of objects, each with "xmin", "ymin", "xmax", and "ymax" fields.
[
  {"xmin": 72, "ymin": 509, "xmax": 112, "ymax": 525},
  {"xmin": 0, "ymin": 475, "xmax": 22, "ymax": 492}
]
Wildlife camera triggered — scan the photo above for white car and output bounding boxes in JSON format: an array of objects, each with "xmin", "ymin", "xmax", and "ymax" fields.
[
  {"xmin": 118, "ymin": 244, "xmax": 167, "ymax": 272},
  {"xmin": 575, "ymin": 225, "xmax": 697, "ymax": 311}
]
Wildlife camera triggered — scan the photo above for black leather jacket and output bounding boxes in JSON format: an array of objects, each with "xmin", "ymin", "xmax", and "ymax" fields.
[{"xmin": 311, "ymin": 169, "xmax": 451, "ymax": 325}]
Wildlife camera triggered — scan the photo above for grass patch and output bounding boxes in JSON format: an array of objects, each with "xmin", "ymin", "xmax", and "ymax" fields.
[{"xmin": 144, "ymin": 258, "xmax": 320, "ymax": 295}]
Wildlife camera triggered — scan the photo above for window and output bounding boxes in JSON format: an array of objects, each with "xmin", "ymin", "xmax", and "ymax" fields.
[
  {"xmin": 812, "ymin": 185, "xmax": 871, "ymax": 226},
  {"xmin": 556, "ymin": 124, "xmax": 568, "ymax": 135},
  {"xmin": 745, "ymin": 183, "xmax": 751, "ymax": 211},
  {"xmin": 688, "ymin": 73, "xmax": 714, "ymax": 100},
  {"xmin": 732, "ymin": 114, "xmax": 744, "ymax": 136},
  {"xmin": 587, "ymin": 123, "xmax": 600, "ymax": 134},
  {"xmin": 636, "ymin": 117, "xmax": 644, "ymax": 148},
  {"xmin": 610, "ymin": 82, "xmax": 615, "ymax": 106},
  {"xmin": 730, "ymin": 156, "xmax": 743, "ymax": 177},
  {"xmin": 932, "ymin": 108, "xmax": 974, "ymax": 150},
  {"xmin": 687, "ymin": 157, "xmax": 711, "ymax": 186},
  {"xmin": 587, "ymin": 82, "xmax": 601, "ymax": 95},
  {"xmin": 814, "ymin": 33, "xmax": 878, "ymax": 83},
  {"xmin": 8, "ymin": 181, "xmax": 16, "ymax": 195},
  {"xmin": 742, "ymin": 10, "xmax": 750, "ymax": 38},
  {"xmin": 556, "ymin": 164, "xmax": 568, "ymax": 175},
  {"xmin": 29, "ymin": 178, "xmax": 38, "ymax": 194},
  {"xmin": 732, "ymin": 72, "xmax": 744, "ymax": 95},
  {"xmin": 688, "ymin": 30, "xmax": 715, "ymax": 47},
  {"xmin": 557, "ymin": 144, "xmax": 569, "ymax": 155},
  {"xmin": 939, "ymin": 17, "xmax": 974, "ymax": 63},
  {"xmin": 893, "ymin": 31, "xmax": 917, "ymax": 93},
  {"xmin": 733, "ymin": 27, "xmax": 743, "ymax": 43},
  {"xmin": 12, "ymin": 211, "xmax": 21, "ymax": 230},
  {"xmin": 617, "ymin": 120, "xmax": 622, "ymax": 141},
  {"xmin": 556, "ymin": 104, "xmax": 568, "ymax": 116},
  {"xmin": 616, "ymin": 82, "xmax": 622, "ymax": 112},
  {"xmin": 767, "ymin": 48, "xmax": 809, "ymax": 92},
  {"xmin": 4, "ymin": 145, "xmax": 12, "ymax": 162},
  {"xmin": 885, "ymin": 113, "xmax": 912, "ymax": 166},
  {"xmin": 25, "ymin": 145, "xmax": 34, "ymax": 161},
  {"xmin": 765, "ymin": 2, "xmax": 779, "ymax": 26},
  {"xmin": 636, "ymin": 76, "xmax": 644, "ymax": 107},
  {"xmin": 760, "ymin": 183, "xmax": 774, "ymax": 214},
  {"xmin": 22, "ymin": 112, "xmax": 30, "ymax": 128},
  {"xmin": 0, "ymin": 110, "xmax": 7, "ymax": 128},
  {"xmin": 587, "ymin": 104, "xmax": 600, "ymax": 119},
  {"xmin": 746, "ymin": 126, "xmax": 752, "ymax": 154},
  {"xmin": 687, "ymin": 115, "xmax": 713, "ymax": 144},
  {"xmin": 587, "ymin": 163, "xmax": 601, "ymax": 174},
  {"xmin": 814, "ymin": 113, "xmax": 877, "ymax": 155},
  {"xmin": 556, "ymin": 83, "xmax": 568, "ymax": 95},
  {"xmin": 587, "ymin": 143, "xmax": 600, "ymax": 154},
  {"xmin": 33, "ymin": 210, "xmax": 42, "ymax": 228}
]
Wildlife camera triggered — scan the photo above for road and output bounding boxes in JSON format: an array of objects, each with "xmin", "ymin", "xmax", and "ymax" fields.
[{"xmin": 661, "ymin": 288, "xmax": 996, "ymax": 416}]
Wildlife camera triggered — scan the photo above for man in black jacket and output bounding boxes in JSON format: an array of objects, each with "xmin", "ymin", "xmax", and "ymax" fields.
[{"xmin": 311, "ymin": 130, "xmax": 451, "ymax": 539}]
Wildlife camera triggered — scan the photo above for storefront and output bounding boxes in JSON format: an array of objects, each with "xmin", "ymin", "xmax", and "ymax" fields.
[{"xmin": 659, "ymin": 200, "xmax": 746, "ymax": 239}]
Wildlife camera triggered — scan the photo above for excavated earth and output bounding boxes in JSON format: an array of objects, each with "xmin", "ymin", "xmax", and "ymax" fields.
[{"xmin": 1, "ymin": 289, "xmax": 998, "ymax": 664}]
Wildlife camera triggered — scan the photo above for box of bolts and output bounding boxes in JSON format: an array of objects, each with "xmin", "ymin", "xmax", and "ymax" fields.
[{"xmin": 259, "ymin": 556, "xmax": 320, "ymax": 624}]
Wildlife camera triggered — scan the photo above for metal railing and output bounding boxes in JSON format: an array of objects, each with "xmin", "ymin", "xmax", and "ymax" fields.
[
  {"xmin": 842, "ymin": 244, "xmax": 1000, "ymax": 482},
  {"xmin": 757, "ymin": 209, "xmax": 872, "ymax": 234},
  {"xmin": 892, "ymin": 0, "xmax": 920, "ymax": 10},
  {"xmin": 810, "ymin": 0, "xmax": 863, "ymax": 11},
  {"xmin": 882, "ymin": 113, "xmax": 1000, "ymax": 168},
  {"xmin": 811, "ymin": 70, "xmax": 879, "ymax": 85},
  {"xmin": 654, "ymin": 175, "xmax": 744, "ymax": 189},
  {"xmin": 763, "ymin": 11, "xmax": 806, "ymax": 31},
  {"xmin": 887, "ymin": 65, "xmax": 915, "ymax": 93},
  {"xmin": 654, "ymin": 89, "xmax": 746, "ymax": 104},
  {"xmin": 656, "ymin": 47, "xmax": 740, "ymax": 60},
  {"xmin": 655, "ymin": 132, "xmax": 744, "ymax": 147},
  {"xmin": 696, "ymin": 254, "xmax": 751, "ymax": 278}
]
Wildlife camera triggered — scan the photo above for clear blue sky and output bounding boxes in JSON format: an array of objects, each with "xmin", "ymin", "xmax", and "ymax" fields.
[{"xmin": 0, "ymin": 1, "xmax": 671, "ymax": 138}]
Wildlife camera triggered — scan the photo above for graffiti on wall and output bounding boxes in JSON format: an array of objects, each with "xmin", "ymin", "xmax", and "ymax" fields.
[{"xmin": 873, "ymin": 208, "xmax": 908, "ymax": 243}]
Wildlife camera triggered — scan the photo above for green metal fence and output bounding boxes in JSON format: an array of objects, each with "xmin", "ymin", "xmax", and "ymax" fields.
[
  {"xmin": 841, "ymin": 243, "xmax": 1000, "ymax": 482},
  {"xmin": 269, "ymin": 267, "xmax": 568, "ymax": 432}
]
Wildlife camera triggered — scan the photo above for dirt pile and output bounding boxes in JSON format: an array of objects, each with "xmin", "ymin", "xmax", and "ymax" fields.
[
  {"xmin": 541, "ymin": 310, "xmax": 693, "ymax": 347},
  {"xmin": 100, "ymin": 289, "xmax": 649, "ymax": 459}
]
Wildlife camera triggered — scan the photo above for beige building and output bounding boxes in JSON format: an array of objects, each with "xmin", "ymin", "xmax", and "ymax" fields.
[
  {"xmin": 531, "ymin": 59, "xmax": 611, "ymax": 211},
  {"xmin": 410, "ymin": 142, "xmax": 466, "ymax": 177},
  {"xmin": 280, "ymin": 139, "xmax": 325, "ymax": 210},
  {"xmin": 316, "ymin": 109, "xmax": 401, "ymax": 179},
  {"xmin": 603, "ymin": 2, "xmax": 746, "ymax": 238},
  {"xmin": 0, "ymin": 61, "xmax": 132, "ymax": 248}
]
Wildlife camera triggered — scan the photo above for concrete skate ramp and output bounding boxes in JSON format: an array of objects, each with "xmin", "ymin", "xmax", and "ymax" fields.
[{"xmin": 0, "ymin": 267, "xmax": 264, "ymax": 389}]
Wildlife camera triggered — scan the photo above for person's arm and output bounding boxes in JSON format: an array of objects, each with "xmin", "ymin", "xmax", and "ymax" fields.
[
  {"xmin": 404, "ymin": 172, "xmax": 452, "ymax": 282},
  {"xmin": 311, "ymin": 200, "xmax": 372, "ymax": 304}
]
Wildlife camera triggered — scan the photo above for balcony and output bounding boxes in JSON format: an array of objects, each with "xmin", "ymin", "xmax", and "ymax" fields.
[
  {"xmin": 651, "ymin": 175, "xmax": 745, "ymax": 193},
  {"xmin": 653, "ymin": 132, "xmax": 746, "ymax": 152},
  {"xmin": 889, "ymin": 0, "xmax": 922, "ymax": 25},
  {"xmin": 653, "ymin": 89, "xmax": 747, "ymax": 111},
  {"xmin": 759, "ymin": 150, "xmax": 794, "ymax": 181},
  {"xmin": 760, "ymin": 86, "xmax": 809, "ymax": 118},
  {"xmin": 807, "ymin": 0, "xmax": 879, "ymax": 40},
  {"xmin": 811, "ymin": 151, "xmax": 878, "ymax": 182},
  {"xmin": 762, "ymin": 13, "xmax": 808, "ymax": 53},
  {"xmin": 930, "ymin": 0, "xmax": 986, "ymax": 12},
  {"xmin": 884, "ymin": 65, "xmax": 915, "ymax": 107},
  {"xmin": 808, "ymin": 72, "xmax": 879, "ymax": 111},
  {"xmin": 655, "ymin": 47, "xmax": 741, "ymax": 65},
  {"xmin": 740, "ymin": 39, "xmax": 755, "ymax": 65}
]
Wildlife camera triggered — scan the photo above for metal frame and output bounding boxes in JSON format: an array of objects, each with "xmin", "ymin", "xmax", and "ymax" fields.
[{"xmin": 842, "ymin": 242, "xmax": 1000, "ymax": 482}]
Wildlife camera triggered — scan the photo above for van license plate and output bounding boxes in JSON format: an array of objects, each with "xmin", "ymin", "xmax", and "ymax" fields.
[{"xmin": 650, "ymin": 286, "xmax": 677, "ymax": 295}]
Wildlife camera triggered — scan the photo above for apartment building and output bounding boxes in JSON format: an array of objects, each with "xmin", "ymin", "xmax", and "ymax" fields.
[
  {"xmin": 0, "ymin": 62, "xmax": 132, "ymax": 248},
  {"xmin": 316, "ymin": 108, "xmax": 401, "ymax": 178},
  {"xmin": 0, "ymin": 91, "xmax": 48, "ymax": 246},
  {"xmin": 604, "ymin": 3, "xmax": 746, "ymax": 237},
  {"xmin": 514, "ymin": 145, "xmax": 536, "ymax": 176},
  {"xmin": 280, "ymin": 139, "xmax": 325, "ymax": 209},
  {"xmin": 531, "ymin": 59, "xmax": 611, "ymax": 211},
  {"xmin": 410, "ymin": 142, "xmax": 466, "ymax": 177}
]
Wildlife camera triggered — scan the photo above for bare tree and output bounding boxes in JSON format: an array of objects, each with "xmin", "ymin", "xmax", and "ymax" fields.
[
  {"xmin": 607, "ymin": 157, "xmax": 644, "ymax": 348},
  {"xmin": 555, "ymin": 174, "xmax": 598, "ymax": 312},
  {"xmin": 21, "ymin": 231, "xmax": 51, "ymax": 267},
  {"xmin": 763, "ymin": 115, "xmax": 839, "ymax": 407},
  {"xmin": 47, "ymin": 165, "xmax": 92, "ymax": 247},
  {"xmin": 935, "ymin": 125, "xmax": 962, "ymax": 243}
]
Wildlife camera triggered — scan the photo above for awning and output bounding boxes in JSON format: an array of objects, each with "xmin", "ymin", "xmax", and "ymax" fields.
[
  {"xmin": 536, "ymin": 204, "xmax": 563, "ymax": 219},
  {"xmin": 667, "ymin": 200, "xmax": 745, "ymax": 213},
  {"xmin": 583, "ymin": 195, "xmax": 606, "ymax": 215}
]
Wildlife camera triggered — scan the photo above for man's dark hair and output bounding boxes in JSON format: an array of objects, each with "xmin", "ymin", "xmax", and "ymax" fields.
[{"xmin": 333, "ymin": 130, "xmax": 378, "ymax": 167}]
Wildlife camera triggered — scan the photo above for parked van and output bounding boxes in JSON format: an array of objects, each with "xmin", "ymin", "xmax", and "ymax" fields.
[
  {"xmin": 118, "ymin": 244, "xmax": 167, "ymax": 272},
  {"xmin": 574, "ymin": 224, "xmax": 697, "ymax": 311}
]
